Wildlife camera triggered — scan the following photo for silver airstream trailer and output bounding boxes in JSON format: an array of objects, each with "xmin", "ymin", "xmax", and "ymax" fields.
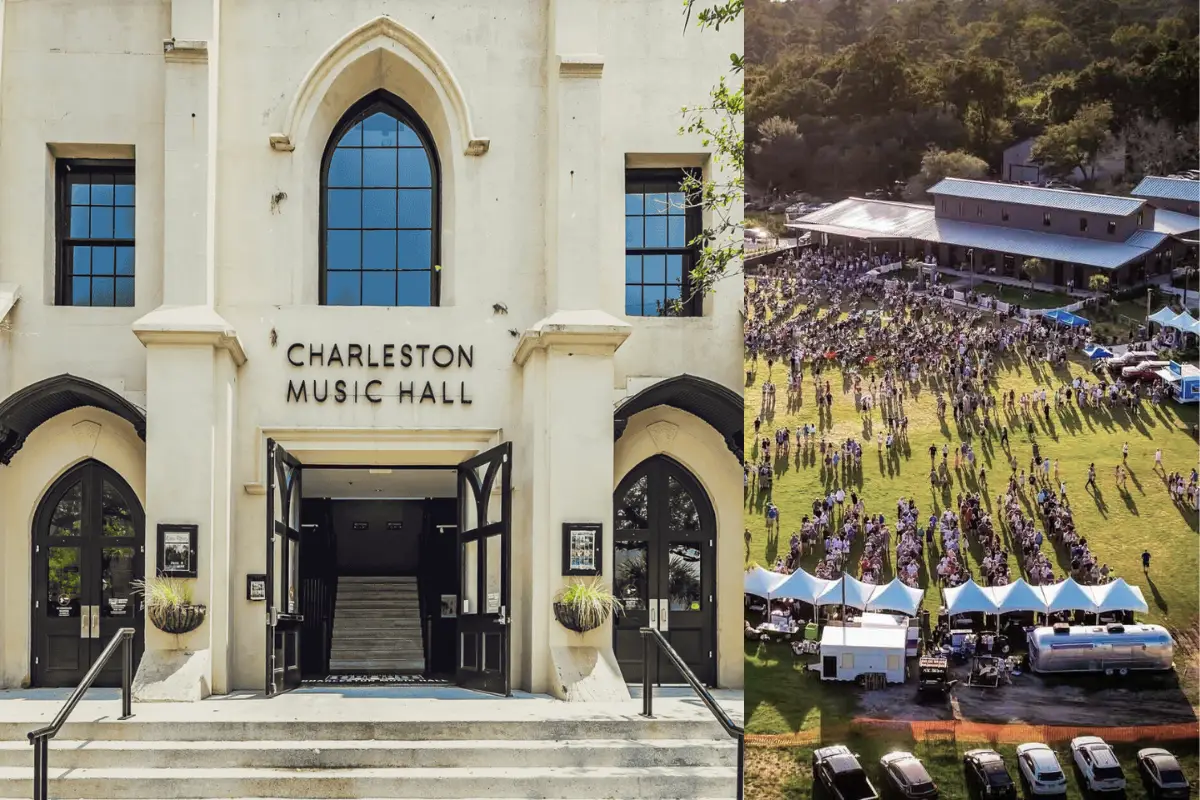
[{"xmin": 1027, "ymin": 623, "xmax": 1174, "ymax": 675}]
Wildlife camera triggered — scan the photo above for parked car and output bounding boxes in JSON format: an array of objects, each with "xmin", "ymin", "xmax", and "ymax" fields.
[
  {"xmin": 1043, "ymin": 179, "xmax": 1082, "ymax": 191},
  {"xmin": 1136, "ymin": 748, "xmax": 1191, "ymax": 799},
  {"xmin": 1070, "ymin": 736, "xmax": 1127, "ymax": 794},
  {"xmin": 1122, "ymin": 360, "xmax": 1170, "ymax": 380},
  {"xmin": 1015, "ymin": 743, "xmax": 1069, "ymax": 797},
  {"xmin": 879, "ymin": 752, "xmax": 939, "ymax": 800},
  {"xmin": 964, "ymin": 750, "xmax": 1017, "ymax": 800},
  {"xmin": 813, "ymin": 745, "xmax": 881, "ymax": 800}
]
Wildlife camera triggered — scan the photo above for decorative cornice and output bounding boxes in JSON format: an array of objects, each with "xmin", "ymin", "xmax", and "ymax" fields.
[
  {"xmin": 558, "ymin": 54, "xmax": 604, "ymax": 79},
  {"xmin": 163, "ymin": 38, "xmax": 209, "ymax": 63},
  {"xmin": 270, "ymin": 16, "xmax": 488, "ymax": 157},
  {"xmin": 513, "ymin": 309, "xmax": 632, "ymax": 367},
  {"xmin": 132, "ymin": 305, "xmax": 248, "ymax": 366}
]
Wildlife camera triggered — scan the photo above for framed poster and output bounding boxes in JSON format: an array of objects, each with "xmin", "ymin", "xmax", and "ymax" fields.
[
  {"xmin": 246, "ymin": 574, "xmax": 267, "ymax": 602},
  {"xmin": 157, "ymin": 523, "xmax": 198, "ymax": 578},
  {"xmin": 440, "ymin": 594, "xmax": 457, "ymax": 618},
  {"xmin": 562, "ymin": 523, "xmax": 602, "ymax": 577}
]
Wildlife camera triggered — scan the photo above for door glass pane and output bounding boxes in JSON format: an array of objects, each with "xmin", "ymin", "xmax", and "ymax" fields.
[
  {"xmin": 460, "ymin": 476, "xmax": 479, "ymax": 532},
  {"xmin": 485, "ymin": 534, "xmax": 501, "ymax": 614},
  {"xmin": 102, "ymin": 481, "xmax": 135, "ymax": 537},
  {"xmin": 50, "ymin": 482, "xmax": 83, "ymax": 536},
  {"xmin": 462, "ymin": 539, "xmax": 479, "ymax": 615},
  {"xmin": 668, "ymin": 543, "xmax": 702, "ymax": 611},
  {"xmin": 48, "ymin": 547, "xmax": 82, "ymax": 617},
  {"xmin": 473, "ymin": 463, "xmax": 494, "ymax": 526},
  {"xmin": 616, "ymin": 476, "xmax": 649, "ymax": 530},
  {"xmin": 667, "ymin": 476, "xmax": 701, "ymax": 530},
  {"xmin": 100, "ymin": 547, "xmax": 136, "ymax": 617},
  {"xmin": 287, "ymin": 470, "xmax": 301, "ymax": 531},
  {"xmin": 614, "ymin": 542, "xmax": 648, "ymax": 611},
  {"xmin": 288, "ymin": 537, "xmax": 300, "ymax": 614},
  {"xmin": 273, "ymin": 535, "xmax": 284, "ymax": 611}
]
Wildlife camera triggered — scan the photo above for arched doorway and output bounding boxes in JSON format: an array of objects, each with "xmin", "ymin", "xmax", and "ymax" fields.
[
  {"xmin": 31, "ymin": 459, "xmax": 145, "ymax": 687},
  {"xmin": 613, "ymin": 455, "xmax": 716, "ymax": 686}
]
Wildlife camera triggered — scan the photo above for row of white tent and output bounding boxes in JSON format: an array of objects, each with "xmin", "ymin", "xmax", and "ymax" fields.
[
  {"xmin": 944, "ymin": 576, "xmax": 1148, "ymax": 615},
  {"xmin": 1147, "ymin": 307, "xmax": 1200, "ymax": 335},
  {"xmin": 744, "ymin": 566, "xmax": 925, "ymax": 617}
]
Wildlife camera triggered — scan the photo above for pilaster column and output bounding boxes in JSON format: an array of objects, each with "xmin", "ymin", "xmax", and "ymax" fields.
[{"xmin": 515, "ymin": 312, "xmax": 630, "ymax": 699}]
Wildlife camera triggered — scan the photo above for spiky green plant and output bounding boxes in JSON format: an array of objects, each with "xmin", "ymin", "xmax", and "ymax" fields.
[
  {"xmin": 554, "ymin": 579, "xmax": 623, "ymax": 631},
  {"xmin": 131, "ymin": 576, "xmax": 195, "ymax": 611}
]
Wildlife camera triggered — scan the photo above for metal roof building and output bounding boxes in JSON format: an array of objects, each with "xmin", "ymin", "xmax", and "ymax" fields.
[
  {"xmin": 928, "ymin": 178, "xmax": 1145, "ymax": 216},
  {"xmin": 1132, "ymin": 176, "xmax": 1200, "ymax": 204}
]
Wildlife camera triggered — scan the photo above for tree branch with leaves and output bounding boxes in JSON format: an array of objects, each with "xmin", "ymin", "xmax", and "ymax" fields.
[{"xmin": 681, "ymin": 0, "xmax": 744, "ymax": 298}]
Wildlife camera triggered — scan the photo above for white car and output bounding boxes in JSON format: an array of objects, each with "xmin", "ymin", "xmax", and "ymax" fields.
[
  {"xmin": 1015, "ymin": 743, "xmax": 1069, "ymax": 797},
  {"xmin": 1071, "ymin": 737, "xmax": 1127, "ymax": 794}
]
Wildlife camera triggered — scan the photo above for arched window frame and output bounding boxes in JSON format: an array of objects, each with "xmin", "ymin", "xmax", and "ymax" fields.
[{"xmin": 319, "ymin": 89, "xmax": 442, "ymax": 307}]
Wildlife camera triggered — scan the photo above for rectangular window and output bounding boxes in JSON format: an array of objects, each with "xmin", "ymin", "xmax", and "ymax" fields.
[
  {"xmin": 840, "ymin": 653, "xmax": 854, "ymax": 669},
  {"xmin": 624, "ymin": 169, "xmax": 700, "ymax": 317},
  {"xmin": 56, "ymin": 160, "xmax": 135, "ymax": 307},
  {"xmin": 1137, "ymin": 210, "xmax": 1144, "ymax": 226},
  {"xmin": 1001, "ymin": 207, "xmax": 1009, "ymax": 222},
  {"xmin": 958, "ymin": 202, "xmax": 963, "ymax": 216},
  {"xmin": 886, "ymin": 654, "xmax": 902, "ymax": 671},
  {"xmin": 976, "ymin": 204, "xmax": 983, "ymax": 218},
  {"xmin": 1043, "ymin": 212, "xmax": 1051, "ymax": 227},
  {"xmin": 1107, "ymin": 221, "xmax": 1117, "ymax": 235},
  {"xmin": 1079, "ymin": 217, "xmax": 1088, "ymax": 232}
]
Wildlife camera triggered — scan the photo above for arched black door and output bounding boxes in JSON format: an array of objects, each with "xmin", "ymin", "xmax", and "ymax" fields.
[
  {"xmin": 613, "ymin": 456, "xmax": 716, "ymax": 686},
  {"xmin": 31, "ymin": 460, "xmax": 144, "ymax": 687}
]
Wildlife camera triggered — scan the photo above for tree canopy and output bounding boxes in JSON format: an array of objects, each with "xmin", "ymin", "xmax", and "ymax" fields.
[{"xmin": 747, "ymin": 0, "xmax": 1199, "ymax": 197}]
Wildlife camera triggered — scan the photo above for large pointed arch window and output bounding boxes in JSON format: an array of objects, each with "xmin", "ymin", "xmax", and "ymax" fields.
[{"xmin": 321, "ymin": 91, "xmax": 440, "ymax": 306}]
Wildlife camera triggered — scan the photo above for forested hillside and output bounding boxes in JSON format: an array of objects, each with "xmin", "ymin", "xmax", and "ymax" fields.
[{"xmin": 747, "ymin": 0, "xmax": 1199, "ymax": 197}]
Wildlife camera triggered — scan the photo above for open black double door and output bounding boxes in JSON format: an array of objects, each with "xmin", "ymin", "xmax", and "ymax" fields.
[{"xmin": 264, "ymin": 439, "xmax": 512, "ymax": 696}]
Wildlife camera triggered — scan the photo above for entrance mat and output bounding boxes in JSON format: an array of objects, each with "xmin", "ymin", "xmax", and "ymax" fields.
[{"xmin": 303, "ymin": 674, "xmax": 453, "ymax": 686}]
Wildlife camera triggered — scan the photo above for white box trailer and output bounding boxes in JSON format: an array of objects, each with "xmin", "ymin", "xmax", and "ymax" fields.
[
  {"xmin": 1027, "ymin": 623, "xmax": 1174, "ymax": 675},
  {"xmin": 811, "ymin": 624, "xmax": 907, "ymax": 683}
]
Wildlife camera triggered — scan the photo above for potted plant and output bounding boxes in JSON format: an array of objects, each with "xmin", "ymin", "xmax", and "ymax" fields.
[
  {"xmin": 133, "ymin": 576, "xmax": 207, "ymax": 635},
  {"xmin": 553, "ymin": 579, "xmax": 622, "ymax": 634}
]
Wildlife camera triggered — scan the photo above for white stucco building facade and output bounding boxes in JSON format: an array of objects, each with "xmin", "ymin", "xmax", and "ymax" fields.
[{"xmin": 0, "ymin": 0, "xmax": 743, "ymax": 701}]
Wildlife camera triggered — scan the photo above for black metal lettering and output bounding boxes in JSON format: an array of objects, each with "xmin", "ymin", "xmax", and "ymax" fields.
[
  {"xmin": 308, "ymin": 344, "xmax": 324, "ymax": 366},
  {"xmin": 461, "ymin": 382, "xmax": 472, "ymax": 405},
  {"xmin": 441, "ymin": 381, "xmax": 454, "ymax": 404},
  {"xmin": 398, "ymin": 382, "xmax": 414, "ymax": 403},
  {"xmin": 365, "ymin": 380, "xmax": 382, "ymax": 403},
  {"xmin": 457, "ymin": 345, "xmax": 474, "ymax": 368},
  {"xmin": 432, "ymin": 345, "xmax": 454, "ymax": 368},
  {"xmin": 416, "ymin": 344, "xmax": 430, "ymax": 367},
  {"xmin": 286, "ymin": 380, "xmax": 307, "ymax": 403},
  {"xmin": 366, "ymin": 344, "xmax": 379, "ymax": 367},
  {"xmin": 287, "ymin": 344, "xmax": 304, "ymax": 367},
  {"xmin": 420, "ymin": 381, "xmax": 436, "ymax": 403},
  {"xmin": 328, "ymin": 344, "xmax": 344, "ymax": 367},
  {"xmin": 334, "ymin": 380, "xmax": 347, "ymax": 403},
  {"xmin": 313, "ymin": 380, "xmax": 329, "ymax": 402},
  {"xmin": 400, "ymin": 344, "xmax": 413, "ymax": 367},
  {"xmin": 347, "ymin": 344, "xmax": 363, "ymax": 367},
  {"xmin": 383, "ymin": 344, "xmax": 395, "ymax": 367}
]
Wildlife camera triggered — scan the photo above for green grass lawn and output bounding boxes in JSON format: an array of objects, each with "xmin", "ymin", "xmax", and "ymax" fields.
[
  {"xmin": 746, "ymin": 737, "xmax": 1200, "ymax": 800},
  {"xmin": 744, "ymin": 302, "xmax": 1200, "ymax": 736}
]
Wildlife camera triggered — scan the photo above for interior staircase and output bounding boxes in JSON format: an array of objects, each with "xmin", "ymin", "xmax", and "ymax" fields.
[
  {"xmin": 328, "ymin": 576, "xmax": 425, "ymax": 674},
  {"xmin": 0, "ymin": 713, "xmax": 739, "ymax": 798}
]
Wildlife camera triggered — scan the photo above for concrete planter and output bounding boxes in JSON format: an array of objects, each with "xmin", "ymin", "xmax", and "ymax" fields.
[{"xmin": 149, "ymin": 603, "xmax": 207, "ymax": 635}]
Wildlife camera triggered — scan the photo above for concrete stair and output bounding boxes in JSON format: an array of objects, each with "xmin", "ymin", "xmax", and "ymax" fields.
[
  {"xmin": 0, "ymin": 717, "xmax": 738, "ymax": 799},
  {"xmin": 329, "ymin": 576, "xmax": 425, "ymax": 673}
]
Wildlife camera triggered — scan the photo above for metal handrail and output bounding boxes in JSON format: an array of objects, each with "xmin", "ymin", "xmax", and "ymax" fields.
[
  {"xmin": 27, "ymin": 627, "xmax": 136, "ymax": 800},
  {"xmin": 639, "ymin": 627, "xmax": 744, "ymax": 800}
]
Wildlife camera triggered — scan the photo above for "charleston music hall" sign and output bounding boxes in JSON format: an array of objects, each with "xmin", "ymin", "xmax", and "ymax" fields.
[{"xmin": 284, "ymin": 342, "xmax": 473, "ymax": 405}]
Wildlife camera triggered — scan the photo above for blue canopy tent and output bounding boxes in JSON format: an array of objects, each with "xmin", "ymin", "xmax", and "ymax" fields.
[
  {"xmin": 1083, "ymin": 343, "xmax": 1113, "ymax": 359},
  {"xmin": 1147, "ymin": 307, "xmax": 1178, "ymax": 327},
  {"xmin": 1043, "ymin": 308, "xmax": 1090, "ymax": 327}
]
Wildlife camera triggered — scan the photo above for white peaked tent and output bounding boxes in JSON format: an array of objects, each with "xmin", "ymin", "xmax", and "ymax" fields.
[
  {"xmin": 866, "ymin": 578, "xmax": 924, "ymax": 616},
  {"xmin": 1042, "ymin": 577, "xmax": 1097, "ymax": 613},
  {"xmin": 744, "ymin": 566, "xmax": 789, "ymax": 598},
  {"xmin": 815, "ymin": 573, "xmax": 874, "ymax": 608},
  {"xmin": 774, "ymin": 569, "xmax": 832, "ymax": 604},
  {"xmin": 943, "ymin": 578, "xmax": 997, "ymax": 615},
  {"xmin": 1092, "ymin": 578, "xmax": 1149, "ymax": 614},
  {"xmin": 990, "ymin": 579, "xmax": 1047, "ymax": 613}
]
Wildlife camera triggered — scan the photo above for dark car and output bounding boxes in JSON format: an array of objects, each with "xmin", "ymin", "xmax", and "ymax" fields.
[
  {"xmin": 1137, "ymin": 748, "xmax": 1191, "ymax": 800},
  {"xmin": 879, "ymin": 751, "xmax": 939, "ymax": 800},
  {"xmin": 964, "ymin": 749, "xmax": 1017, "ymax": 800},
  {"xmin": 813, "ymin": 745, "xmax": 881, "ymax": 800}
]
